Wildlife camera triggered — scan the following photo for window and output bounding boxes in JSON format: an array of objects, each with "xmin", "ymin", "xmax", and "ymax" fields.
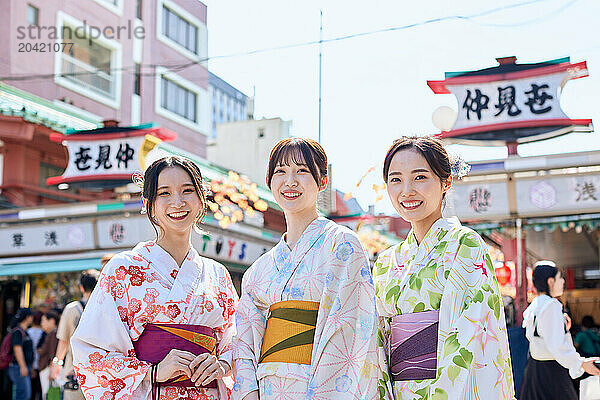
[
  {"xmin": 55, "ymin": 12, "xmax": 122, "ymax": 108},
  {"xmin": 92, "ymin": 0, "xmax": 123, "ymax": 15},
  {"xmin": 27, "ymin": 5, "xmax": 39, "ymax": 26},
  {"xmin": 161, "ymin": 6, "xmax": 197, "ymax": 54},
  {"xmin": 60, "ymin": 26, "xmax": 115, "ymax": 98},
  {"xmin": 134, "ymin": 63, "xmax": 141, "ymax": 95},
  {"xmin": 161, "ymin": 76, "xmax": 197, "ymax": 122}
]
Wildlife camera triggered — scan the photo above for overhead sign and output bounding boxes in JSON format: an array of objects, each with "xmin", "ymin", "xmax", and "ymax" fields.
[
  {"xmin": 427, "ymin": 57, "xmax": 592, "ymax": 143},
  {"xmin": 47, "ymin": 124, "xmax": 176, "ymax": 185},
  {"xmin": 0, "ymin": 221, "xmax": 95, "ymax": 256},
  {"xmin": 446, "ymin": 181, "xmax": 510, "ymax": 220},
  {"xmin": 516, "ymin": 174, "xmax": 600, "ymax": 216},
  {"xmin": 97, "ymin": 216, "xmax": 270, "ymax": 266}
]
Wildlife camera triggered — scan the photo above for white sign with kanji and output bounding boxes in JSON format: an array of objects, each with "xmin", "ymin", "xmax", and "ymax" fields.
[
  {"xmin": 448, "ymin": 72, "xmax": 567, "ymax": 131},
  {"xmin": 61, "ymin": 136, "xmax": 145, "ymax": 179},
  {"xmin": 0, "ymin": 222, "xmax": 95, "ymax": 256},
  {"xmin": 517, "ymin": 175, "xmax": 600, "ymax": 216}
]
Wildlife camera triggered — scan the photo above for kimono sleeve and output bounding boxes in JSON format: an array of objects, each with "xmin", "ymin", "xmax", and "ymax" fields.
[
  {"xmin": 437, "ymin": 231, "xmax": 515, "ymax": 400},
  {"xmin": 372, "ymin": 252, "xmax": 395, "ymax": 400},
  {"xmin": 309, "ymin": 231, "xmax": 380, "ymax": 399},
  {"xmin": 215, "ymin": 265, "xmax": 239, "ymax": 371},
  {"xmin": 232, "ymin": 267, "xmax": 263, "ymax": 400},
  {"xmin": 71, "ymin": 258, "xmax": 152, "ymax": 400}
]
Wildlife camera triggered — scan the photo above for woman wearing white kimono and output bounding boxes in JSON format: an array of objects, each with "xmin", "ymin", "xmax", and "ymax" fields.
[
  {"xmin": 233, "ymin": 138, "xmax": 381, "ymax": 400},
  {"xmin": 71, "ymin": 156, "xmax": 238, "ymax": 400},
  {"xmin": 373, "ymin": 137, "xmax": 515, "ymax": 400}
]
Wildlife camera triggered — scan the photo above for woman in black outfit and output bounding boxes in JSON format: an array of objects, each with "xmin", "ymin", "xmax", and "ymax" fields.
[{"xmin": 520, "ymin": 262, "xmax": 600, "ymax": 400}]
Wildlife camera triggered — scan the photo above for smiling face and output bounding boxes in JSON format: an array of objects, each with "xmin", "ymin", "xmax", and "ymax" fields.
[
  {"xmin": 148, "ymin": 166, "xmax": 203, "ymax": 237},
  {"xmin": 386, "ymin": 149, "xmax": 451, "ymax": 230},
  {"xmin": 270, "ymin": 157, "xmax": 327, "ymax": 217}
]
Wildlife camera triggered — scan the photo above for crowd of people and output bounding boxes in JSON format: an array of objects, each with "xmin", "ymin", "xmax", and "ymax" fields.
[
  {"xmin": 1, "ymin": 269, "xmax": 100, "ymax": 400},
  {"xmin": 1, "ymin": 136, "xmax": 599, "ymax": 400}
]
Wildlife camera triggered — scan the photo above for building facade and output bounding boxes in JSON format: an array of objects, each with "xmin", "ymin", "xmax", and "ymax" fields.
[
  {"xmin": 207, "ymin": 117, "xmax": 291, "ymax": 186},
  {"xmin": 1, "ymin": 0, "xmax": 211, "ymax": 155},
  {"xmin": 208, "ymin": 72, "xmax": 252, "ymax": 138}
]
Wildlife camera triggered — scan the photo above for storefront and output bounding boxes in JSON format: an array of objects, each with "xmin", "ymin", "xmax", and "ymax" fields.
[{"xmin": 0, "ymin": 82, "xmax": 285, "ymax": 333}]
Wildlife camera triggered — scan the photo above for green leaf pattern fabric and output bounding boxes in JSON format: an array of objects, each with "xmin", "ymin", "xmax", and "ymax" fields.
[{"xmin": 373, "ymin": 217, "xmax": 515, "ymax": 400}]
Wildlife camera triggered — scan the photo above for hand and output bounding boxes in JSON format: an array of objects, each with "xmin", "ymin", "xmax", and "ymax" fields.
[
  {"xmin": 582, "ymin": 359, "xmax": 600, "ymax": 376},
  {"xmin": 156, "ymin": 349, "xmax": 196, "ymax": 383},
  {"xmin": 189, "ymin": 353, "xmax": 228, "ymax": 387},
  {"xmin": 564, "ymin": 313, "xmax": 572, "ymax": 331},
  {"xmin": 20, "ymin": 365, "xmax": 29, "ymax": 377},
  {"xmin": 50, "ymin": 364, "xmax": 61, "ymax": 380}
]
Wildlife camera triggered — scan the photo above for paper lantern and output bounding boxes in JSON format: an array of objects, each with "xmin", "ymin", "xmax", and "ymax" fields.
[{"xmin": 495, "ymin": 263, "xmax": 512, "ymax": 286}]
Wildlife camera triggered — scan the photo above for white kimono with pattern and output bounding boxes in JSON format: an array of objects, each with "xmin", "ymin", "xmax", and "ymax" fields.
[
  {"xmin": 232, "ymin": 218, "xmax": 381, "ymax": 400},
  {"xmin": 71, "ymin": 241, "xmax": 238, "ymax": 400},
  {"xmin": 373, "ymin": 217, "xmax": 515, "ymax": 400}
]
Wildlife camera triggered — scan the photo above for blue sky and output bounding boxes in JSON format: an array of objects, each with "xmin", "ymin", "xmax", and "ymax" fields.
[{"xmin": 203, "ymin": 0, "xmax": 600, "ymax": 214}]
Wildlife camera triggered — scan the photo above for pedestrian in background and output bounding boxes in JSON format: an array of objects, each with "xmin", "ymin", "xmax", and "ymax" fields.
[
  {"xmin": 520, "ymin": 261, "xmax": 600, "ymax": 400},
  {"xmin": 50, "ymin": 270, "xmax": 99, "ymax": 400},
  {"xmin": 38, "ymin": 311, "xmax": 59, "ymax": 400},
  {"xmin": 7, "ymin": 308, "xmax": 34, "ymax": 400},
  {"xmin": 27, "ymin": 311, "xmax": 44, "ymax": 400},
  {"xmin": 575, "ymin": 315, "xmax": 600, "ymax": 358}
]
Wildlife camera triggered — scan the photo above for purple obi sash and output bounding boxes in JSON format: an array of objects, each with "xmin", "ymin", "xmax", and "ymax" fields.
[
  {"xmin": 133, "ymin": 324, "xmax": 218, "ymax": 388},
  {"xmin": 390, "ymin": 310, "xmax": 439, "ymax": 381}
]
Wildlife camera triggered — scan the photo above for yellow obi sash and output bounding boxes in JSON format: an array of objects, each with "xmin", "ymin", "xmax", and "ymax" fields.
[{"xmin": 259, "ymin": 300, "xmax": 320, "ymax": 365}]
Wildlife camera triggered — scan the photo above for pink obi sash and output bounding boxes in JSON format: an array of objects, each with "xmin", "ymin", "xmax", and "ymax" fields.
[
  {"xmin": 390, "ymin": 310, "xmax": 439, "ymax": 381},
  {"xmin": 133, "ymin": 324, "xmax": 218, "ymax": 388}
]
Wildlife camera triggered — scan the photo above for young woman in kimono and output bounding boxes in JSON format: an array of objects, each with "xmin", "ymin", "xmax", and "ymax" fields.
[
  {"xmin": 233, "ymin": 138, "xmax": 382, "ymax": 400},
  {"xmin": 71, "ymin": 156, "xmax": 238, "ymax": 400},
  {"xmin": 373, "ymin": 136, "xmax": 515, "ymax": 400}
]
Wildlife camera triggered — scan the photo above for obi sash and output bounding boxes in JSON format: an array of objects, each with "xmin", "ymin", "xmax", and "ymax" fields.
[
  {"xmin": 133, "ymin": 324, "xmax": 218, "ymax": 388},
  {"xmin": 259, "ymin": 300, "xmax": 319, "ymax": 365},
  {"xmin": 390, "ymin": 310, "xmax": 439, "ymax": 381}
]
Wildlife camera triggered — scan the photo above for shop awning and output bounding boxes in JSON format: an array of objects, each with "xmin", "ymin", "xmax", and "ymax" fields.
[{"xmin": 0, "ymin": 257, "xmax": 100, "ymax": 276}]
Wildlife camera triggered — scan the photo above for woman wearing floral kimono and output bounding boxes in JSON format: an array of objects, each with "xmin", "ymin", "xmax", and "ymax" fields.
[
  {"xmin": 71, "ymin": 156, "xmax": 238, "ymax": 400},
  {"xmin": 374, "ymin": 137, "xmax": 515, "ymax": 400},
  {"xmin": 233, "ymin": 138, "xmax": 381, "ymax": 400}
]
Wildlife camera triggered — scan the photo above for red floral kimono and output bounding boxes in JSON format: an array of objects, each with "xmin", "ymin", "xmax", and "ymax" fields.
[{"xmin": 71, "ymin": 241, "xmax": 238, "ymax": 400}]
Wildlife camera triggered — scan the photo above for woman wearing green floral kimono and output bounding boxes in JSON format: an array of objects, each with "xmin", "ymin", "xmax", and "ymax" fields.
[{"xmin": 374, "ymin": 136, "xmax": 515, "ymax": 400}]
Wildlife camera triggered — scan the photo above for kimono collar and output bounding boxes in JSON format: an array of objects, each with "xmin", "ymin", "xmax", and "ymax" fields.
[
  {"xmin": 406, "ymin": 216, "xmax": 461, "ymax": 248},
  {"xmin": 275, "ymin": 217, "xmax": 331, "ymax": 264},
  {"xmin": 132, "ymin": 241, "xmax": 197, "ymax": 278}
]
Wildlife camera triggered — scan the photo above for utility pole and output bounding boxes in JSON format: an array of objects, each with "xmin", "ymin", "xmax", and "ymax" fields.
[{"xmin": 318, "ymin": 9, "xmax": 323, "ymax": 143}]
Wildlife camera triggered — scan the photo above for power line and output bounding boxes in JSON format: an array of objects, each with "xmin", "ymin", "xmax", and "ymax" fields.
[{"xmin": 0, "ymin": 0, "xmax": 573, "ymax": 82}]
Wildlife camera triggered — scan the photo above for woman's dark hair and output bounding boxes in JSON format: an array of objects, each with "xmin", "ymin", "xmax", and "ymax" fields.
[
  {"xmin": 32, "ymin": 311, "xmax": 43, "ymax": 326},
  {"xmin": 43, "ymin": 310, "xmax": 60, "ymax": 325},
  {"xmin": 266, "ymin": 138, "xmax": 327, "ymax": 188},
  {"xmin": 141, "ymin": 156, "xmax": 206, "ymax": 236},
  {"xmin": 582, "ymin": 315, "xmax": 595, "ymax": 329},
  {"xmin": 532, "ymin": 263, "xmax": 559, "ymax": 295},
  {"xmin": 382, "ymin": 136, "xmax": 451, "ymax": 184},
  {"xmin": 80, "ymin": 269, "xmax": 100, "ymax": 293},
  {"xmin": 11, "ymin": 308, "xmax": 32, "ymax": 328}
]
